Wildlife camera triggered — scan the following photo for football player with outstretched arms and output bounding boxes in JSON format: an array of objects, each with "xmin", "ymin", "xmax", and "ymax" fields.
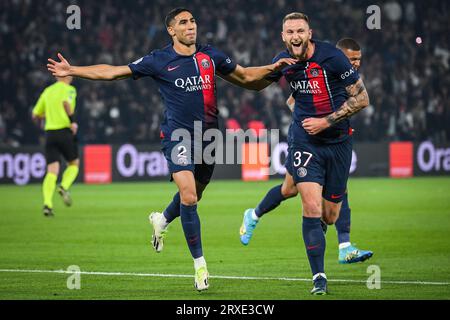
[{"xmin": 47, "ymin": 7, "xmax": 296, "ymax": 292}]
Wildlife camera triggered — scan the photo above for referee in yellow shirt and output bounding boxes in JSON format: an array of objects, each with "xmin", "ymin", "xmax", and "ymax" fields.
[{"xmin": 32, "ymin": 76, "xmax": 79, "ymax": 217}]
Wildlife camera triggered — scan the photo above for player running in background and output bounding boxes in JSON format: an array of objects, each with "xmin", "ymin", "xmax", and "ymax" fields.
[
  {"xmin": 47, "ymin": 7, "xmax": 295, "ymax": 291},
  {"xmin": 32, "ymin": 76, "xmax": 79, "ymax": 217},
  {"xmin": 241, "ymin": 38, "xmax": 373, "ymax": 265}
]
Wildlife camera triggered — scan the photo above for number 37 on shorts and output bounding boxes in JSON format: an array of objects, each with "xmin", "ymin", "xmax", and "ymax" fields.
[
  {"xmin": 292, "ymin": 150, "xmax": 312, "ymax": 179},
  {"xmin": 287, "ymin": 139, "xmax": 353, "ymax": 196}
]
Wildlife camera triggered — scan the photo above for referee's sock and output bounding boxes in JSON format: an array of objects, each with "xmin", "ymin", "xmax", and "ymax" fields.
[
  {"xmin": 61, "ymin": 165, "xmax": 79, "ymax": 190},
  {"xmin": 43, "ymin": 172, "xmax": 57, "ymax": 208}
]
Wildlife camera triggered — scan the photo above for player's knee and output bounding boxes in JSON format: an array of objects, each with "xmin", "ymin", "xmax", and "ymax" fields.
[
  {"xmin": 180, "ymin": 191, "xmax": 198, "ymax": 206},
  {"xmin": 302, "ymin": 200, "xmax": 322, "ymax": 218},
  {"xmin": 322, "ymin": 207, "xmax": 340, "ymax": 225},
  {"xmin": 281, "ymin": 184, "xmax": 297, "ymax": 199},
  {"xmin": 47, "ymin": 162, "xmax": 60, "ymax": 175},
  {"xmin": 322, "ymin": 215, "xmax": 336, "ymax": 225}
]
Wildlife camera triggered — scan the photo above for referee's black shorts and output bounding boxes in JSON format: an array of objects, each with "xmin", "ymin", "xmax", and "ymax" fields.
[{"xmin": 45, "ymin": 128, "xmax": 79, "ymax": 164}]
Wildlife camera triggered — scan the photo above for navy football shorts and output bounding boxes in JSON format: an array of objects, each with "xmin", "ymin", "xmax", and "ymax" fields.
[
  {"xmin": 287, "ymin": 137, "xmax": 352, "ymax": 203},
  {"xmin": 285, "ymin": 143, "xmax": 294, "ymax": 176},
  {"xmin": 161, "ymin": 136, "xmax": 215, "ymax": 186}
]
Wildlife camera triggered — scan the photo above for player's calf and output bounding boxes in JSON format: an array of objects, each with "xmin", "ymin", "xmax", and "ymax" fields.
[
  {"xmin": 322, "ymin": 200, "xmax": 341, "ymax": 225},
  {"xmin": 281, "ymin": 181, "xmax": 298, "ymax": 199}
]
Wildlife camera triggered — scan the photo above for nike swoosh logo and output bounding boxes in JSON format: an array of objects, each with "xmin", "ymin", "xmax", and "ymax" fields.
[
  {"xmin": 331, "ymin": 194, "xmax": 343, "ymax": 199},
  {"xmin": 167, "ymin": 65, "xmax": 180, "ymax": 72},
  {"xmin": 307, "ymin": 244, "xmax": 320, "ymax": 250}
]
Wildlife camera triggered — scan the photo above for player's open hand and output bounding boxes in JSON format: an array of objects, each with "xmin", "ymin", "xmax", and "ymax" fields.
[
  {"xmin": 273, "ymin": 58, "xmax": 297, "ymax": 72},
  {"xmin": 302, "ymin": 117, "xmax": 331, "ymax": 135},
  {"xmin": 47, "ymin": 53, "xmax": 72, "ymax": 77}
]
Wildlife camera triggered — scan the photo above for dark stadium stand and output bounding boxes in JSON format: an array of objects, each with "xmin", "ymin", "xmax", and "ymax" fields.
[{"xmin": 0, "ymin": 0, "xmax": 448, "ymax": 146}]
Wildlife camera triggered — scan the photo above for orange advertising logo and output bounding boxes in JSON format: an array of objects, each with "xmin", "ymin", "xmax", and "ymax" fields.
[
  {"xmin": 83, "ymin": 145, "xmax": 112, "ymax": 184},
  {"xmin": 241, "ymin": 143, "xmax": 269, "ymax": 181},
  {"xmin": 389, "ymin": 142, "xmax": 413, "ymax": 178}
]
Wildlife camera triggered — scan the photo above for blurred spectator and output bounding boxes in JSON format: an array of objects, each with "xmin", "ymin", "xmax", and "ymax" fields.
[{"xmin": 0, "ymin": 0, "xmax": 448, "ymax": 147}]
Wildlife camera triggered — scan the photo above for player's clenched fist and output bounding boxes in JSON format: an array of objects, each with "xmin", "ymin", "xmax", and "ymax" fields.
[{"xmin": 302, "ymin": 117, "xmax": 331, "ymax": 135}]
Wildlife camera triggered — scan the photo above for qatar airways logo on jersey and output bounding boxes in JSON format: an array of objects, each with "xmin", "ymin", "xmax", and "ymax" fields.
[
  {"xmin": 290, "ymin": 80, "xmax": 322, "ymax": 94},
  {"xmin": 175, "ymin": 75, "xmax": 212, "ymax": 92}
]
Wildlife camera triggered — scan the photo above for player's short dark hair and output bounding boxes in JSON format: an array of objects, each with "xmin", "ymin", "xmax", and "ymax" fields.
[
  {"xmin": 283, "ymin": 12, "xmax": 310, "ymax": 26},
  {"xmin": 336, "ymin": 38, "xmax": 361, "ymax": 51},
  {"xmin": 165, "ymin": 7, "xmax": 192, "ymax": 27}
]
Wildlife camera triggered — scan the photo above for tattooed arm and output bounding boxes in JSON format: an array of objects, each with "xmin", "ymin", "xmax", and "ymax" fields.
[
  {"xmin": 301, "ymin": 78, "xmax": 370, "ymax": 135},
  {"xmin": 325, "ymin": 79, "xmax": 370, "ymax": 125}
]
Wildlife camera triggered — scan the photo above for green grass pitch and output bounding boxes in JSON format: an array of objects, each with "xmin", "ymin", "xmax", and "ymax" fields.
[{"xmin": 0, "ymin": 177, "xmax": 449, "ymax": 300}]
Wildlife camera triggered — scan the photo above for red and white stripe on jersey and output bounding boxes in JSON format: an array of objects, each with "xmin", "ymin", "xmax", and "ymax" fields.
[
  {"xmin": 194, "ymin": 52, "xmax": 217, "ymax": 124},
  {"xmin": 305, "ymin": 62, "xmax": 333, "ymax": 115}
]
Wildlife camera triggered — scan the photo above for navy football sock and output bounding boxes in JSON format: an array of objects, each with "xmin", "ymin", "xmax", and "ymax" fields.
[
  {"xmin": 255, "ymin": 185, "xmax": 285, "ymax": 218},
  {"xmin": 335, "ymin": 193, "xmax": 351, "ymax": 244},
  {"xmin": 180, "ymin": 203, "xmax": 203, "ymax": 259},
  {"xmin": 302, "ymin": 216, "xmax": 326, "ymax": 276},
  {"xmin": 163, "ymin": 192, "xmax": 181, "ymax": 223}
]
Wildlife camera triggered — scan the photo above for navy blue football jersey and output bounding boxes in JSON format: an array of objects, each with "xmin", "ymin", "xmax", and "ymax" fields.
[
  {"xmin": 267, "ymin": 40, "xmax": 360, "ymax": 144},
  {"xmin": 128, "ymin": 44, "xmax": 237, "ymax": 137}
]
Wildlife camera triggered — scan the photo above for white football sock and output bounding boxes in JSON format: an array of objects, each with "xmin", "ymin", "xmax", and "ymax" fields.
[
  {"xmin": 194, "ymin": 256, "xmax": 206, "ymax": 270},
  {"xmin": 339, "ymin": 242, "xmax": 351, "ymax": 249},
  {"xmin": 313, "ymin": 273, "xmax": 327, "ymax": 281},
  {"xmin": 160, "ymin": 213, "xmax": 169, "ymax": 229}
]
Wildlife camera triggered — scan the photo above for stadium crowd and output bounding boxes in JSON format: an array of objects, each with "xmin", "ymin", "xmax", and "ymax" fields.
[{"xmin": 0, "ymin": 0, "xmax": 448, "ymax": 146}]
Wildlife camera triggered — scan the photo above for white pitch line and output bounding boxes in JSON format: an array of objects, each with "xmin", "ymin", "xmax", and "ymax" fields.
[{"xmin": 0, "ymin": 269, "xmax": 448, "ymax": 286}]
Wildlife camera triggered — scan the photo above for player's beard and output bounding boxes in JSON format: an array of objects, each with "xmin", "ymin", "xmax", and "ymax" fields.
[{"xmin": 289, "ymin": 40, "xmax": 309, "ymax": 60}]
